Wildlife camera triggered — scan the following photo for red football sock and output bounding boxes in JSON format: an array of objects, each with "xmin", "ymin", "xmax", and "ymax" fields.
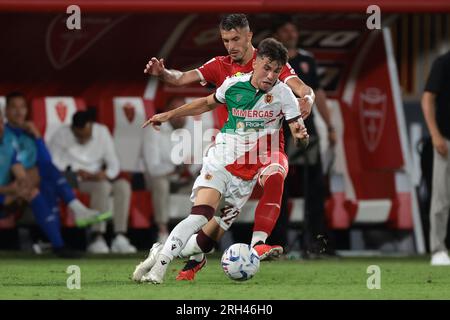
[{"xmin": 253, "ymin": 172, "xmax": 284, "ymax": 236}]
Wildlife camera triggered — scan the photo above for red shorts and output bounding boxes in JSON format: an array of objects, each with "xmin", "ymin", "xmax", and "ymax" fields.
[{"xmin": 225, "ymin": 151, "xmax": 289, "ymax": 186}]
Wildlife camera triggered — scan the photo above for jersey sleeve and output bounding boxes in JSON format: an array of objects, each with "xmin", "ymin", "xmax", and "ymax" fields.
[
  {"xmin": 279, "ymin": 62, "xmax": 298, "ymax": 84},
  {"xmin": 281, "ymin": 85, "xmax": 301, "ymax": 122},
  {"xmin": 214, "ymin": 77, "xmax": 232, "ymax": 104},
  {"xmin": 196, "ymin": 57, "xmax": 221, "ymax": 86}
]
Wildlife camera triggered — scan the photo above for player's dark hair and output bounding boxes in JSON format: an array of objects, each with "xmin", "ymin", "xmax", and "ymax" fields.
[
  {"xmin": 6, "ymin": 91, "xmax": 26, "ymax": 107},
  {"xmin": 257, "ymin": 38, "xmax": 288, "ymax": 66},
  {"xmin": 72, "ymin": 110, "xmax": 93, "ymax": 129},
  {"xmin": 219, "ymin": 14, "xmax": 250, "ymax": 31}
]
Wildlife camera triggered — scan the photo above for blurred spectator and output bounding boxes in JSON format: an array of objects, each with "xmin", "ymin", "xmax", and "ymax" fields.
[
  {"xmin": 421, "ymin": 50, "xmax": 450, "ymax": 266},
  {"xmin": 49, "ymin": 110, "xmax": 136, "ymax": 254},
  {"xmin": 4, "ymin": 92, "xmax": 105, "ymax": 257},
  {"xmin": 143, "ymin": 96, "xmax": 194, "ymax": 243},
  {"xmin": 0, "ymin": 109, "xmax": 32, "ymax": 220},
  {"xmin": 272, "ymin": 17, "xmax": 336, "ymax": 257}
]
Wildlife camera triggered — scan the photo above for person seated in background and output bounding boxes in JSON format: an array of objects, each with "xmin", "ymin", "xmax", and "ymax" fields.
[
  {"xmin": 49, "ymin": 110, "xmax": 136, "ymax": 254},
  {"xmin": 143, "ymin": 96, "xmax": 197, "ymax": 243},
  {"xmin": 0, "ymin": 109, "xmax": 43, "ymax": 235},
  {"xmin": 4, "ymin": 93, "xmax": 109, "ymax": 257}
]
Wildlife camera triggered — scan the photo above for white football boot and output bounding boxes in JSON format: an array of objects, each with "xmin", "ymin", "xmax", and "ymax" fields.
[
  {"xmin": 132, "ymin": 242, "xmax": 163, "ymax": 282},
  {"xmin": 141, "ymin": 254, "xmax": 170, "ymax": 284}
]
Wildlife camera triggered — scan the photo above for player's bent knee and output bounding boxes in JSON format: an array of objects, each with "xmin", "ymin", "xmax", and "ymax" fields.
[{"xmin": 258, "ymin": 165, "xmax": 287, "ymax": 187}]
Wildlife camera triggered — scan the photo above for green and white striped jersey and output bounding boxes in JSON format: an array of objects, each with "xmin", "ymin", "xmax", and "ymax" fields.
[{"xmin": 209, "ymin": 73, "xmax": 301, "ymax": 171}]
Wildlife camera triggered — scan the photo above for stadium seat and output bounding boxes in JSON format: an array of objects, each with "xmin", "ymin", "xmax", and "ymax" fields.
[
  {"xmin": 31, "ymin": 97, "xmax": 86, "ymax": 143},
  {"xmin": 0, "ymin": 214, "xmax": 16, "ymax": 229},
  {"xmin": 128, "ymin": 191, "xmax": 153, "ymax": 229},
  {"xmin": 97, "ymin": 97, "xmax": 156, "ymax": 228},
  {"xmin": 98, "ymin": 97, "xmax": 155, "ymax": 172}
]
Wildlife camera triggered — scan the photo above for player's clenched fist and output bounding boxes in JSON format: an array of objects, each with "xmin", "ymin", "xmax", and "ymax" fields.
[
  {"xmin": 297, "ymin": 95, "xmax": 314, "ymax": 119},
  {"xmin": 292, "ymin": 121, "xmax": 309, "ymax": 140},
  {"xmin": 142, "ymin": 112, "xmax": 172, "ymax": 130},
  {"xmin": 144, "ymin": 57, "xmax": 165, "ymax": 76}
]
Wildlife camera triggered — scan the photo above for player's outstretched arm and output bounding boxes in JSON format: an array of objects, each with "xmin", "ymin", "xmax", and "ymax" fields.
[
  {"xmin": 144, "ymin": 57, "xmax": 201, "ymax": 86},
  {"xmin": 285, "ymin": 77, "xmax": 315, "ymax": 119},
  {"xmin": 288, "ymin": 117, "xmax": 309, "ymax": 150},
  {"xmin": 142, "ymin": 94, "xmax": 219, "ymax": 129}
]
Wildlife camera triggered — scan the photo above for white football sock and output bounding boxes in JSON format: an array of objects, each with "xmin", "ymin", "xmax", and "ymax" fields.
[
  {"xmin": 179, "ymin": 234, "xmax": 202, "ymax": 258},
  {"xmin": 160, "ymin": 214, "xmax": 208, "ymax": 260},
  {"xmin": 251, "ymin": 231, "xmax": 268, "ymax": 247},
  {"xmin": 190, "ymin": 253, "xmax": 205, "ymax": 262}
]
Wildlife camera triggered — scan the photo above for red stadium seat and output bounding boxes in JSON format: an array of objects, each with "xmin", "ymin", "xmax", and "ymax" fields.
[
  {"xmin": 96, "ymin": 97, "xmax": 156, "ymax": 227},
  {"xmin": 128, "ymin": 190, "xmax": 154, "ymax": 229},
  {"xmin": 31, "ymin": 97, "xmax": 86, "ymax": 143},
  {"xmin": 98, "ymin": 97, "xmax": 155, "ymax": 172},
  {"xmin": 0, "ymin": 214, "xmax": 16, "ymax": 229}
]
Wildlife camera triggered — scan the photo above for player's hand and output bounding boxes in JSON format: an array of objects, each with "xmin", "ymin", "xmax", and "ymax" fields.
[
  {"xmin": 142, "ymin": 112, "xmax": 172, "ymax": 130},
  {"xmin": 298, "ymin": 96, "xmax": 314, "ymax": 119},
  {"xmin": 292, "ymin": 121, "xmax": 309, "ymax": 140},
  {"xmin": 432, "ymin": 134, "xmax": 448, "ymax": 157},
  {"xmin": 144, "ymin": 57, "xmax": 165, "ymax": 76},
  {"xmin": 77, "ymin": 170, "xmax": 93, "ymax": 181},
  {"xmin": 22, "ymin": 121, "xmax": 41, "ymax": 138},
  {"xmin": 91, "ymin": 171, "xmax": 108, "ymax": 181}
]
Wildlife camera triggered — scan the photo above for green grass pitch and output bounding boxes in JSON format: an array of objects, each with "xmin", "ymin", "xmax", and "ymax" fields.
[{"xmin": 0, "ymin": 252, "xmax": 449, "ymax": 300}]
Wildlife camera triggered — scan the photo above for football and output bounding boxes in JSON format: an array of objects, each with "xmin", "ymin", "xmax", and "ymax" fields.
[{"xmin": 221, "ymin": 243, "xmax": 260, "ymax": 281}]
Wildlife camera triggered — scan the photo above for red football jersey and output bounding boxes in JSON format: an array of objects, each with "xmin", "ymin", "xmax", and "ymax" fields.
[{"xmin": 196, "ymin": 49, "xmax": 298, "ymax": 128}]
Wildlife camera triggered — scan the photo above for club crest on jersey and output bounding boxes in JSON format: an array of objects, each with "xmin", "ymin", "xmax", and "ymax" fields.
[
  {"xmin": 265, "ymin": 94, "xmax": 273, "ymax": 104},
  {"xmin": 236, "ymin": 94, "xmax": 243, "ymax": 102},
  {"xmin": 205, "ymin": 173, "xmax": 213, "ymax": 180}
]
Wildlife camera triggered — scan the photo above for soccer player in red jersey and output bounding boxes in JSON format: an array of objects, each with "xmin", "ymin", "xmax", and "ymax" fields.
[{"xmin": 141, "ymin": 14, "xmax": 315, "ymax": 280}]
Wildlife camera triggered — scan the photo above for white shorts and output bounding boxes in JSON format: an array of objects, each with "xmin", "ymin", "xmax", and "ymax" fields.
[{"xmin": 190, "ymin": 154, "xmax": 258, "ymax": 211}]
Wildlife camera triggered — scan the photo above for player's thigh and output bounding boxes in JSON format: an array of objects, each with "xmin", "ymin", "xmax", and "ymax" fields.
[
  {"xmin": 193, "ymin": 187, "xmax": 221, "ymax": 210},
  {"xmin": 215, "ymin": 176, "xmax": 257, "ymax": 232},
  {"xmin": 258, "ymin": 151, "xmax": 288, "ymax": 187}
]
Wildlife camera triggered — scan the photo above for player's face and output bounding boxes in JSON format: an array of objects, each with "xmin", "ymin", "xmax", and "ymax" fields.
[
  {"xmin": 220, "ymin": 27, "xmax": 252, "ymax": 63},
  {"xmin": 6, "ymin": 96, "xmax": 28, "ymax": 127},
  {"xmin": 252, "ymin": 57, "xmax": 282, "ymax": 91},
  {"xmin": 72, "ymin": 122, "xmax": 93, "ymax": 145},
  {"xmin": 274, "ymin": 22, "xmax": 299, "ymax": 50}
]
